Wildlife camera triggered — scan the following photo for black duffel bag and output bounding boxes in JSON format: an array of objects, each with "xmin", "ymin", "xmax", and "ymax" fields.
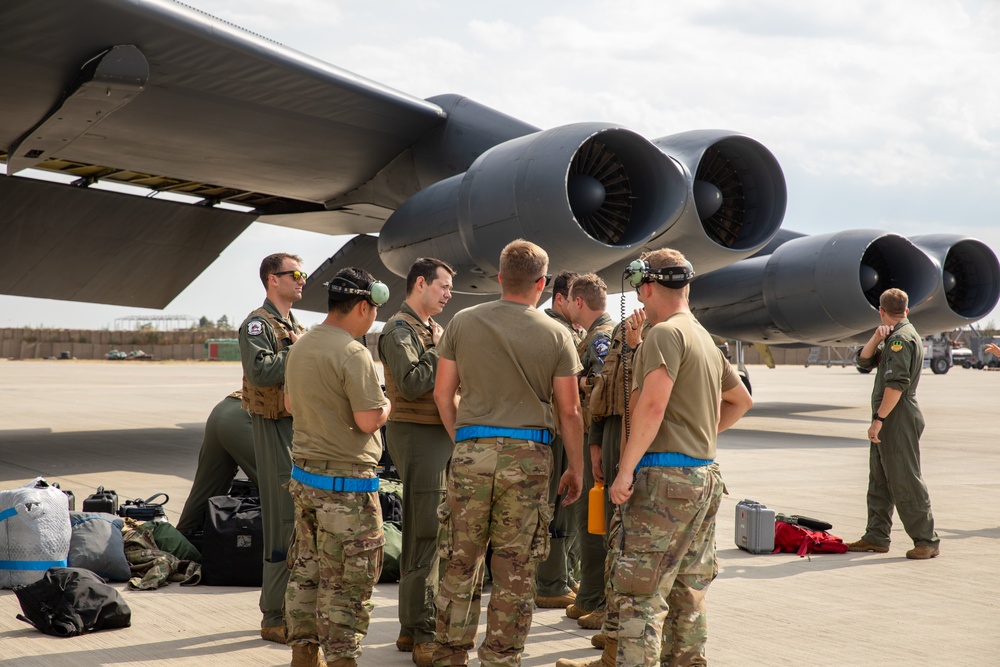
[
  {"xmin": 201, "ymin": 495, "xmax": 263, "ymax": 586},
  {"xmin": 117, "ymin": 493, "xmax": 169, "ymax": 522},
  {"xmin": 13, "ymin": 567, "xmax": 131, "ymax": 637}
]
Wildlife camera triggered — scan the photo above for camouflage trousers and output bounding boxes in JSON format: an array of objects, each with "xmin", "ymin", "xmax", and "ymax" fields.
[
  {"xmin": 433, "ymin": 437, "xmax": 553, "ymax": 667},
  {"xmin": 285, "ymin": 465, "xmax": 385, "ymax": 661},
  {"xmin": 603, "ymin": 464, "xmax": 723, "ymax": 667}
]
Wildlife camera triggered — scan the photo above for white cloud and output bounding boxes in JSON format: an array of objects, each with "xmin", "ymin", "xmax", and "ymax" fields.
[{"xmin": 468, "ymin": 19, "xmax": 524, "ymax": 51}]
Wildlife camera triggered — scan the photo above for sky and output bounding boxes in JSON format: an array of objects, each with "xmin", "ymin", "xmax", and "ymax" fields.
[{"xmin": 2, "ymin": 0, "xmax": 999, "ymax": 331}]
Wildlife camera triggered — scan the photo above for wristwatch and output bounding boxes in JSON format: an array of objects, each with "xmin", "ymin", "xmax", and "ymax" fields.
[{"xmin": 872, "ymin": 413, "xmax": 885, "ymax": 422}]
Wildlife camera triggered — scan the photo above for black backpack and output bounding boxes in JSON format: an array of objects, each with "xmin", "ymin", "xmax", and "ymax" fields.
[{"xmin": 13, "ymin": 568, "xmax": 132, "ymax": 637}]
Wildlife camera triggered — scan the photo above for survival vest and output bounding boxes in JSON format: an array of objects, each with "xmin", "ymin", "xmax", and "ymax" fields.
[
  {"xmin": 589, "ymin": 325, "xmax": 630, "ymax": 420},
  {"xmin": 381, "ymin": 310, "xmax": 443, "ymax": 425},
  {"xmin": 578, "ymin": 318, "xmax": 614, "ymax": 425},
  {"xmin": 241, "ymin": 307, "xmax": 302, "ymax": 420}
]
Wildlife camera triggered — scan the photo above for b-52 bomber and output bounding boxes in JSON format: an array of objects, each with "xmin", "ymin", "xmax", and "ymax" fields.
[{"xmin": 1, "ymin": 0, "xmax": 997, "ymax": 356}]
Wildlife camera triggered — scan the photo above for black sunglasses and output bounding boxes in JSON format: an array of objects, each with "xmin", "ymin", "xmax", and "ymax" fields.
[
  {"xmin": 537, "ymin": 274, "xmax": 552, "ymax": 287},
  {"xmin": 274, "ymin": 270, "xmax": 308, "ymax": 281}
]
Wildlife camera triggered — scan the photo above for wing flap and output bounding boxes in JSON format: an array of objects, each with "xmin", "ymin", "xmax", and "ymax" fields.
[{"xmin": 0, "ymin": 176, "xmax": 253, "ymax": 308}]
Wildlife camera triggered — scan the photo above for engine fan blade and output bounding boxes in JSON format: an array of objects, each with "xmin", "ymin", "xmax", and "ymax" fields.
[{"xmin": 569, "ymin": 138, "xmax": 632, "ymax": 245}]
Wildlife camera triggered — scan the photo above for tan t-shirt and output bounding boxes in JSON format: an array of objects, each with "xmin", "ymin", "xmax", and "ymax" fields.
[
  {"xmin": 438, "ymin": 300, "xmax": 583, "ymax": 433},
  {"xmin": 632, "ymin": 312, "xmax": 728, "ymax": 460},
  {"xmin": 285, "ymin": 324, "xmax": 388, "ymax": 466}
]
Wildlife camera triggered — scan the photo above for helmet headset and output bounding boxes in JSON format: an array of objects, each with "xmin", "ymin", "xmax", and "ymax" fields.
[
  {"xmin": 324, "ymin": 276, "xmax": 390, "ymax": 307},
  {"xmin": 623, "ymin": 259, "xmax": 695, "ymax": 290}
]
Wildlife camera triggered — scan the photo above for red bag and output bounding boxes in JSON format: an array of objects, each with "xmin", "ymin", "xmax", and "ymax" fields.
[{"xmin": 772, "ymin": 521, "xmax": 849, "ymax": 557}]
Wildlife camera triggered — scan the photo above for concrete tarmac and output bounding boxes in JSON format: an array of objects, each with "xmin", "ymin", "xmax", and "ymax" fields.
[{"xmin": 0, "ymin": 359, "xmax": 997, "ymax": 666}]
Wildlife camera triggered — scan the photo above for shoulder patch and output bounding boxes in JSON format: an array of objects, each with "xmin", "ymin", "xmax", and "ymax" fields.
[
  {"xmin": 593, "ymin": 337, "xmax": 611, "ymax": 359},
  {"xmin": 247, "ymin": 320, "xmax": 264, "ymax": 336},
  {"xmin": 889, "ymin": 340, "xmax": 903, "ymax": 353}
]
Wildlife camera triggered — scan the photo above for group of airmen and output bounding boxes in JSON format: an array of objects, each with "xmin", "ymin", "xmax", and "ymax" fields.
[
  {"xmin": 177, "ymin": 236, "xmax": 938, "ymax": 667},
  {"xmin": 217, "ymin": 238, "xmax": 752, "ymax": 667},
  {"xmin": 177, "ymin": 222, "xmax": 952, "ymax": 667}
]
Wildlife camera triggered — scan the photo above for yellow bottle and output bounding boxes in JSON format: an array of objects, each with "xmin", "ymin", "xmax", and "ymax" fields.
[{"xmin": 588, "ymin": 481, "xmax": 606, "ymax": 535}]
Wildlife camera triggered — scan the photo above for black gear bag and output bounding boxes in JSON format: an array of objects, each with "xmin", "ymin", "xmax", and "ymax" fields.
[
  {"xmin": 200, "ymin": 495, "xmax": 263, "ymax": 586},
  {"xmin": 13, "ymin": 567, "xmax": 131, "ymax": 637}
]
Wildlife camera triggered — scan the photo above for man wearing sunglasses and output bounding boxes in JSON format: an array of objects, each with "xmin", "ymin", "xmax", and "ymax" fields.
[{"xmin": 238, "ymin": 253, "xmax": 308, "ymax": 645}]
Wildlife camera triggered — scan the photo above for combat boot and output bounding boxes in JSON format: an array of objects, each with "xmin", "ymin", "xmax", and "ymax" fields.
[
  {"xmin": 845, "ymin": 538, "xmax": 889, "ymax": 553},
  {"xmin": 412, "ymin": 642, "xmax": 438, "ymax": 667},
  {"xmin": 555, "ymin": 637, "xmax": 617, "ymax": 667},
  {"xmin": 906, "ymin": 544, "xmax": 940, "ymax": 559},
  {"xmin": 261, "ymin": 624, "xmax": 287, "ymax": 644},
  {"xmin": 535, "ymin": 590, "xmax": 577, "ymax": 608},
  {"xmin": 577, "ymin": 608, "xmax": 605, "ymax": 630},
  {"xmin": 290, "ymin": 644, "xmax": 322, "ymax": 667},
  {"xmin": 325, "ymin": 659, "xmax": 357, "ymax": 667}
]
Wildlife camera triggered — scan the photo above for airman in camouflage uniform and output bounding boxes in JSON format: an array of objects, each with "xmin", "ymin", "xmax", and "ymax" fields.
[
  {"xmin": 238, "ymin": 253, "xmax": 307, "ymax": 642},
  {"xmin": 848, "ymin": 287, "xmax": 940, "ymax": 560},
  {"xmin": 433, "ymin": 240, "xmax": 584, "ymax": 667},
  {"xmin": 283, "ymin": 267, "xmax": 390, "ymax": 667},
  {"xmin": 559, "ymin": 249, "xmax": 751, "ymax": 667}
]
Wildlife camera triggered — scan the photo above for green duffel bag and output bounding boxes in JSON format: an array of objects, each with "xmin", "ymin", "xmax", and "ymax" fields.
[{"xmin": 379, "ymin": 520, "xmax": 402, "ymax": 583}]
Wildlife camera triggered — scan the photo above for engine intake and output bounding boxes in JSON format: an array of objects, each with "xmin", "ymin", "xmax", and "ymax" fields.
[
  {"xmin": 690, "ymin": 231, "xmax": 939, "ymax": 345},
  {"xmin": 649, "ymin": 130, "xmax": 786, "ymax": 275},
  {"xmin": 378, "ymin": 123, "xmax": 687, "ymax": 292},
  {"xmin": 907, "ymin": 234, "xmax": 1000, "ymax": 334}
]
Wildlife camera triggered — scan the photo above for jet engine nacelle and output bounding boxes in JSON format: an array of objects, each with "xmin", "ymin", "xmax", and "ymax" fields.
[
  {"xmin": 649, "ymin": 130, "xmax": 787, "ymax": 275},
  {"xmin": 690, "ymin": 231, "xmax": 939, "ymax": 345},
  {"xmin": 378, "ymin": 123, "xmax": 689, "ymax": 292},
  {"xmin": 906, "ymin": 235, "xmax": 1000, "ymax": 334}
]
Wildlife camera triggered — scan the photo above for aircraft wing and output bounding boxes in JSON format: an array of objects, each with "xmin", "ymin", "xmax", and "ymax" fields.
[
  {"xmin": 0, "ymin": 0, "xmax": 445, "ymax": 209},
  {"xmin": 0, "ymin": 0, "xmax": 445, "ymax": 307}
]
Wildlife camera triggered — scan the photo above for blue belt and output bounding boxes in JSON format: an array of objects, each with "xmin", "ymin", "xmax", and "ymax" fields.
[
  {"xmin": 291, "ymin": 465, "xmax": 380, "ymax": 492},
  {"xmin": 638, "ymin": 452, "xmax": 713, "ymax": 468},
  {"xmin": 455, "ymin": 425, "xmax": 552, "ymax": 445}
]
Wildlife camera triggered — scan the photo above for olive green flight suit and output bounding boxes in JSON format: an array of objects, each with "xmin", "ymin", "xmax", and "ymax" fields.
[
  {"xmin": 535, "ymin": 308, "xmax": 584, "ymax": 597},
  {"xmin": 239, "ymin": 298, "xmax": 304, "ymax": 628},
  {"xmin": 572, "ymin": 312, "xmax": 614, "ymax": 611},
  {"xmin": 176, "ymin": 392, "xmax": 258, "ymax": 534},
  {"xmin": 378, "ymin": 303, "xmax": 453, "ymax": 645},
  {"xmin": 855, "ymin": 318, "xmax": 939, "ymax": 548}
]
